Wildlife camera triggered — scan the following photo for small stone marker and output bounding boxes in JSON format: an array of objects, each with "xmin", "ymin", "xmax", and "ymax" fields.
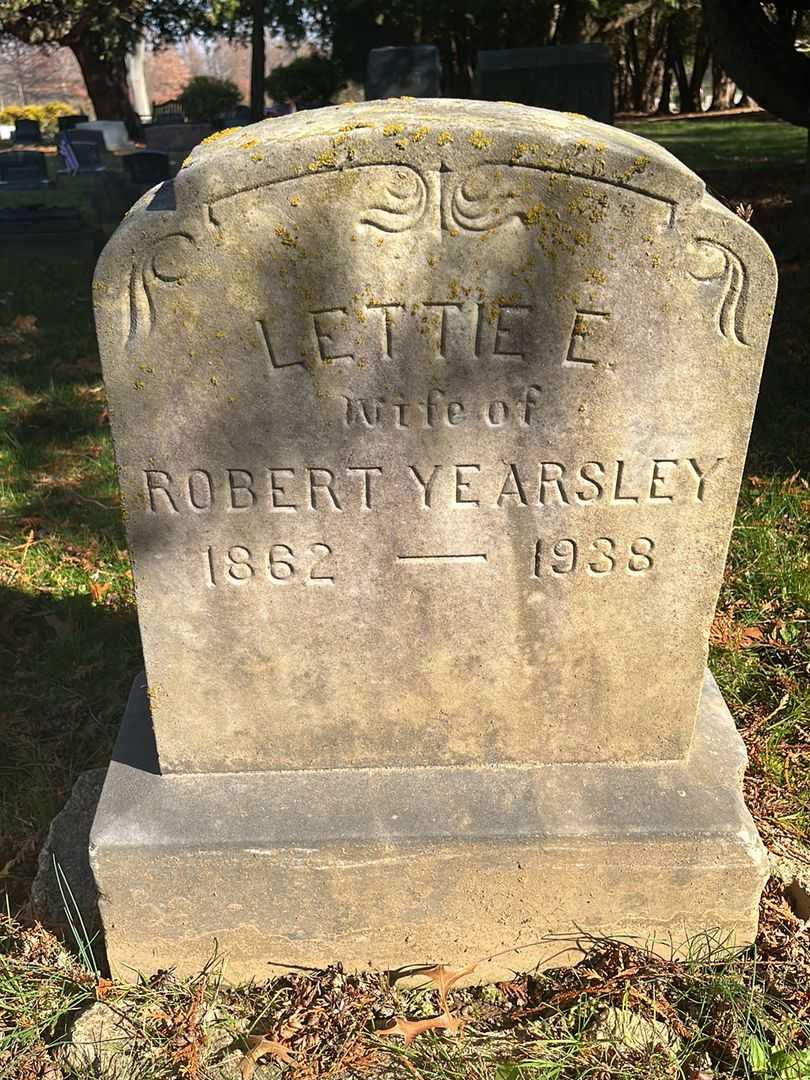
[
  {"xmin": 92, "ymin": 100, "xmax": 773, "ymax": 980},
  {"xmin": 366, "ymin": 45, "xmax": 441, "ymax": 99},
  {"xmin": 478, "ymin": 44, "xmax": 613, "ymax": 124},
  {"xmin": 0, "ymin": 150, "xmax": 49, "ymax": 188}
]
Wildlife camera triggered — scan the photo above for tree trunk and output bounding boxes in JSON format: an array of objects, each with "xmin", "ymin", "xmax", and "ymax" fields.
[
  {"xmin": 710, "ymin": 55, "xmax": 736, "ymax": 110},
  {"xmin": 70, "ymin": 40, "xmax": 137, "ymax": 127},
  {"xmin": 250, "ymin": 0, "xmax": 265, "ymax": 122},
  {"xmin": 556, "ymin": 0, "xmax": 586, "ymax": 44},
  {"xmin": 702, "ymin": 0, "xmax": 810, "ymax": 127}
]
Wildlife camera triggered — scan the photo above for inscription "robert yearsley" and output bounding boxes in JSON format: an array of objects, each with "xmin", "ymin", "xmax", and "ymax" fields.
[{"xmin": 143, "ymin": 456, "xmax": 726, "ymax": 514}]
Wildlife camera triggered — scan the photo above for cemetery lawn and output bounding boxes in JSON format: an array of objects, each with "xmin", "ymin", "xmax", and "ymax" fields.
[
  {"xmin": 618, "ymin": 115, "xmax": 807, "ymax": 172},
  {"xmin": 0, "ymin": 171, "xmax": 808, "ymax": 1075}
]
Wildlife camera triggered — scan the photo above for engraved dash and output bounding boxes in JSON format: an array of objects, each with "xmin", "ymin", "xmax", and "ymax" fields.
[{"xmin": 397, "ymin": 553, "xmax": 487, "ymax": 564}]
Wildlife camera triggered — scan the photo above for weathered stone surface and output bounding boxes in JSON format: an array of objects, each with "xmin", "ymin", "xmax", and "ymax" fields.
[
  {"xmin": 30, "ymin": 768, "xmax": 104, "ymax": 951},
  {"xmin": 92, "ymin": 670, "xmax": 768, "ymax": 980},
  {"xmin": 365, "ymin": 45, "xmax": 442, "ymax": 99},
  {"xmin": 477, "ymin": 45, "xmax": 614, "ymax": 124},
  {"xmin": 94, "ymin": 100, "xmax": 775, "ymax": 777}
]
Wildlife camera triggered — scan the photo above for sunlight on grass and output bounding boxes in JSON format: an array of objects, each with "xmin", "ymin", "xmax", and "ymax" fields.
[{"xmin": 618, "ymin": 118, "xmax": 807, "ymax": 172}]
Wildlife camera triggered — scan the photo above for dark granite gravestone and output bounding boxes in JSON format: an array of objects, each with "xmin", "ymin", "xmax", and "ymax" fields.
[
  {"xmin": 144, "ymin": 123, "xmax": 212, "ymax": 154},
  {"xmin": 0, "ymin": 206, "xmax": 98, "ymax": 259},
  {"xmin": 58, "ymin": 114, "xmax": 89, "ymax": 132},
  {"xmin": 365, "ymin": 45, "xmax": 441, "ymax": 99},
  {"xmin": 61, "ymin": 129, "xmax": 106, "ymax": 173},
  {"xmin": 477, "ymin": 44, "xmax": 613, "ymax": 124},
  {"xmin": 0, "ymin": 150, "xmax": 49, "ymax": 188},
  {"xmin": 13, "ymin": 118, "xmax": 42, "ymax": 143},
  {"xmin": 122, "ymin": 150, "xmax": 171, "ymax": 185}
]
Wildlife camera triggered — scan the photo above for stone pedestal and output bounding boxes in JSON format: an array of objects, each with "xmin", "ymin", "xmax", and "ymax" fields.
[{"xmin": 91, "ymin": 671, "xmax": 767, "ymax": 980}]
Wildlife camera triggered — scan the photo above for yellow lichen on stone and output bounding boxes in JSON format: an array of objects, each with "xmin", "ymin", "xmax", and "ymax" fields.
[
  {"xmin": 524, "ymin": 202, "xmax": 547, "ymax": 226},
  {"xmin": 210, "ymin": 376, "xmax": 218, "ymax": 386},
  {"xmin": 436, "ymin": 131, "xmax": 453, "ymax": 146},
  {"xmin": 274, "ymin": 224, "xmax": 297, "ymax": 248},
  {"xmin": 411, "ymin": 126, "xmax": 429, "ymax": 143},
  {"xmin": 586, "ymin": 268, "xmax": 607, "ymax": 285},
  {"xmin": 394, "ymin": 138, "xmax": 408, "ymax": 150},
  {"xmin": 307, "ymin": 148, "xmax": 338, "ymax": 172},
  {"xmin": 383, "ymin": 123, "xmax": 405, "ymax": 137},
  {"xmin": 468, "ymin": 130, "xmax": 491, "ymax": 149},
  {"xmin": 239, "ymin": 137, "xmax": 258, "ymax": 150},
  {"xmin": 290, "ymin": 195, "xmax": 301, "ymax": 207},
  {"xmin": 181, "ymin": 154, "xmax": 194, "ymax": 168},
  {"xmin": 200, "ymin": 127, "xmax": 241, "ymax": 146},
  {"xmin": 249, "ymin": 152, "xmax": 264, "ymax": 162}
]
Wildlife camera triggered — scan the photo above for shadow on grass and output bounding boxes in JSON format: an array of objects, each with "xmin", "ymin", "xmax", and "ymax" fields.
[{"xmin": 0, "ymin": 584, "xmax": 142, "ymax": 917}]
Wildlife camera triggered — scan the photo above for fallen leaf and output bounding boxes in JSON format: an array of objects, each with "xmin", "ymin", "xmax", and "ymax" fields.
[
  {"xmin": 425, "ymin": 963, "xmax": 477, "ymax": 1011},
  {"xmin": 96, "ymin": 977, "xmax": 114, "ymax": 999},
  {"xmin": 89, "ymin": 581, "xmax": 111, "ymax": 603},
  {"xmin": 240, "ymin": 1035, "xmax": 294, "ymax": 1079},
  {"xmin": 378, "ymin": 1014, "xmax": 463, "ymax": 1046},
  {"xmin": 13, "ymin": 313, "xmax": 38, "ymax": 334},
  {"xmin": 740, "ymin": 626, "xmax": 765, "ymax": 646}
]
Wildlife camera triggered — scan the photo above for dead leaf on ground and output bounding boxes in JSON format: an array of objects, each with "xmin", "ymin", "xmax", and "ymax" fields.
[
  {"xmin": 13, "ymin": 313, "xmax": 38, "ymax": 334},
  {"xmin": 89, "ymin": 581, "xmax": 111, "ymax": 603},
  {"xmin": 95, "ymin": 977, "xmax": 114, "ymax": 999},
  {"xmin": 425, "ymin": 962, "xmax": 477, "ymax": 1007},
  {"xmin": 378, "ymin": 1013, "xmax": 464, "ymax": 1046},
  {"xmin": 240, "ymin": 1034, "xmax": 294, "ymax": 1078}
]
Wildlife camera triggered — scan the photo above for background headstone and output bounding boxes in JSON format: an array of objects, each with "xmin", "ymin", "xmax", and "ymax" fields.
[
  {"xmin": 12, "ymin": 118, "xmax": 42, "ymax": 143},
  {"xmin": 365, "ymin": 45, "xmax": 441, "ymax": 99},
  {"xmin": 122, "ymin": 150, "xmax": 171, "ymax": 186},
  {"xmin": 92, "ymin": 100, "xmax": 773, "ymax": 980},
  {"xmin": 0, "ymin": 150, "xmax": 49, "ymax": 188},
  {"xmin": 144, "ymin": 122, "xmax": 212, "ymax": 154},
  {"xmin": 61, "ymin": 129, "xmax": 106, "ymax": 173},
  {"xmin": 477, "ymin": 44, "xmax": 613, "ymax": 123},
  {"xmin": 57, "ymin": 114, "xmax": 89, "ymax": 132},
  {"xmin": 75, "ymin": 120, "xmax": 132, "ymax": 151}
]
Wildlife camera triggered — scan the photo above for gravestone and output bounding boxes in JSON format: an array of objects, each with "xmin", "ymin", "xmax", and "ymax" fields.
[
  {"xmin": 122, "ymin": 150, "xmax": 171, "ymax": 185},
  {"xmin": 58, "ymin": 114, "xmax": 89, "ymax": 132},
  {"xmin": 477, "ymin": 44, "xmax": 613, "ymax": 124},
  {"xmin": 366, "ymin": 45, "xmax": 441, "ymax": 99},
  {"xmin": 0, "ymin": 150, "xmax": 49, "ymax": 188},
  {"xmin": 76, "ymin": 119, "xmax": 132, "ymax": 151},
  {"xmin": 144, "ymin": 122, "xmax": 212, "ymax": 154},
  {"xmin": 60, "ymin": 129, "xmax": 106, "ymax": 173},
  {"xmin": 13, "ymin": 118, "xmax": 42, "ymax": 143},
  {"xmin": 92, "ymin": 100, "xmax": 773, "ymax": 980}
]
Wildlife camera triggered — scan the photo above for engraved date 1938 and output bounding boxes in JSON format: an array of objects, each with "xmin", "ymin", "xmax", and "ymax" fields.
[{"xmin": 532, "ymin": 536, "xmax": 655, "ymax": 577}]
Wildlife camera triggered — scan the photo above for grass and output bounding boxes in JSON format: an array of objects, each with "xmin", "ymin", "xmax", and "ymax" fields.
[
  {"xmin": 618, "ymin": 116, "xmax": 807, "ymax": 172},
  {"xmin": 0, "ymin": 114, "xmax": 808, "ymax": 1076}
]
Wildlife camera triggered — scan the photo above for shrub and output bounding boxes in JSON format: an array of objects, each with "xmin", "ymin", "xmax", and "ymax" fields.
[
  {"xmin": 265, "ymin": 55, "xmax": 345, "ymax": 107},
  {"xmin": 178, "ymin": 76, "xmax": 242, "ymax": 126},
  {"xmin": 0, "ymin": 101, "xmax": 78, "ymax": 136}
]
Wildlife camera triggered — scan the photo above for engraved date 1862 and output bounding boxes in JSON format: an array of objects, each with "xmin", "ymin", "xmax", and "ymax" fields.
[{"xmin": 203, "ymin": 543, "xmax": 335, "ymax": 586}]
